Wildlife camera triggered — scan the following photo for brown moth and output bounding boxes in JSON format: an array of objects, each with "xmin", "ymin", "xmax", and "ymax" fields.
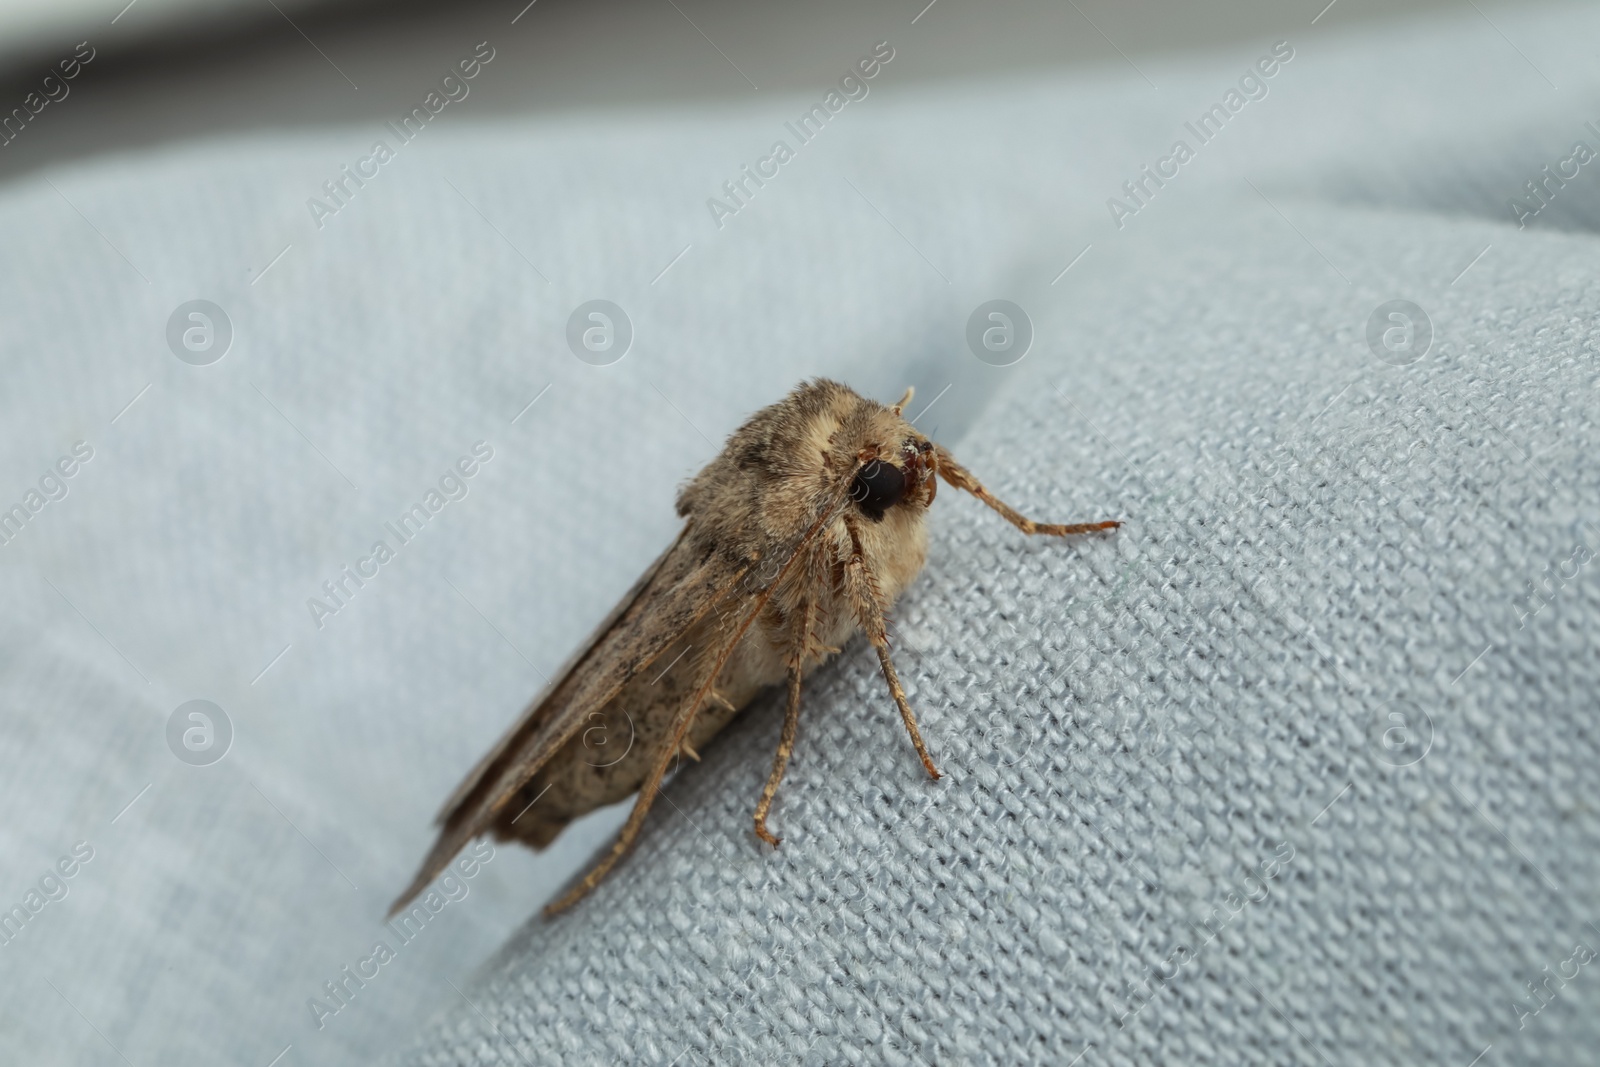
[{"xmin": 390, "ymin": 379, "xmax": 1118, "ymax": 917}]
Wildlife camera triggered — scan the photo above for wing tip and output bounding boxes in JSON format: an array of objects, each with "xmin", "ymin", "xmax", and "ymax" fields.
[
  {"xmin": 387, "ymin": 863, "xmax": 434, "ymax": 918},
  {"xmin": 388, "ymin": 825, "xmax": 476, "ymax": 919}
]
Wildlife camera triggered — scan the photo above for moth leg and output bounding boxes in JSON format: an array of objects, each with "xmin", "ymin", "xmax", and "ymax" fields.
[
  {"xmin": 933, "ymin": 444, "xmax": 1120, "ymax": 536},
  {"xmin": 753, "ymin": 657, "xmax": 804, "ymax": 847},
  {"xmin": 843, "ymin": 516, "xmax": 941, "ymax": 781},
  {"xmin": 545, "ymin": 656, "xmax": 717, "ymax": 916},
  {"xmin": 545, "ymin": 617, "xmax": 753, "ymax": 913},
  {"xmin": 544, "ymin": 500, "xmax": 850, "ymax": 916},
  {"xmin": 753, "ymin": 588, "xmax": 818, "ymax": 848}
]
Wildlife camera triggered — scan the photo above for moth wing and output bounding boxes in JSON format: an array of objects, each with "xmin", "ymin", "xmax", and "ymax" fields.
[
  {"xmin": 390, "ymin": 523, "xmax": 730, "ymax": 915},
  {"xmin": 432, "ymin": 525, "xmax": 692, "ymax": 823}
]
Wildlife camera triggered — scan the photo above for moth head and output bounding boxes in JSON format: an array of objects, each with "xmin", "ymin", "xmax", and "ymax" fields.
[
  {"xmin": 682, "ymin": 380, "xmax": 940, "ymax": 534},
  {"xmin": 846, "ymin": 401, "xmax": 937, "ymax": 523}
]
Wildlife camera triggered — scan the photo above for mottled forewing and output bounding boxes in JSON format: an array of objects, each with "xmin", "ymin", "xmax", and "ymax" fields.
[{"xmin": 390, "ymin": 523, "xmax": 738, "ymax": 914}]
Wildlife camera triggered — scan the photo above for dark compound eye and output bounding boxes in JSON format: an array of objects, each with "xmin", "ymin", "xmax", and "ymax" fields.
[{"xmin": 850, "ymin": 459, "xmax": 907, "ymax": 520}]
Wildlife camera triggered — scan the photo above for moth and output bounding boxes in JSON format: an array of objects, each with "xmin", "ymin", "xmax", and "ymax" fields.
[{"xmin": 391, "ymin": 379, "xmax": 1118, "ymax": 917}]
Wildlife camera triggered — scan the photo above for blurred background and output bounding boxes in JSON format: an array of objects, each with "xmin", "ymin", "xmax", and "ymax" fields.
[{"xmin": 1, "ymin": 0, "xmax": 1465, "ymax": 182}]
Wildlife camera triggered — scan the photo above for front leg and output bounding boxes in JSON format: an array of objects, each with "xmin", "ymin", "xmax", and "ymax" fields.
[
  {"xmin": 842, "ymin": 514, "xmax": 941, "ymax": 781},
  {"xmin": 934, "ymin": 445, "xmax": 1120, "ymax": 536}
]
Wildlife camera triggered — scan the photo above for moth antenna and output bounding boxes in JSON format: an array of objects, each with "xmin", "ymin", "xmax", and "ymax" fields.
[{"xmin": 892, "ymin": 386, "xmax": 914, "ymax": 414}]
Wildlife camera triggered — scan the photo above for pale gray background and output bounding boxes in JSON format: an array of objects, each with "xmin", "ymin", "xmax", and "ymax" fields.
[{"xmin": 0, "ymin": 1, "xmax": 1594, "ymax": 1065}]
